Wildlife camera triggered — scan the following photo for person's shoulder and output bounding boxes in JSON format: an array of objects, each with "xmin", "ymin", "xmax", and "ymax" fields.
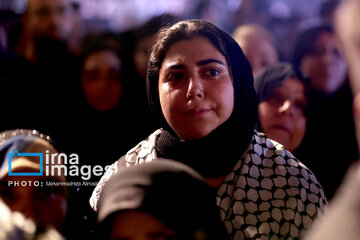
[
  {"xmin": 244, "ymin": 130, "xmax": 327, "ymax": 195},
  {"xmin": 89, "ymin": 129, "xmax": 163, "ymax": 211},
  {"xmin": 247, "ymin": 130, "xmax": 294, "ymax": 161},
  {"xmin": 248, "ymin": 130, "xmax": 305, "ymax": 166},
  {"xmin": 125, "ymin": 129, "xmax": 163, "ymax": 166},
  {"xmin": 219, "ymin": 131, "xmax": 327, "ymax": 239}
]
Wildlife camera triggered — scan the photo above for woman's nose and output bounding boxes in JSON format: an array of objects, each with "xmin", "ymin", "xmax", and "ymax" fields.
[
  {"xmin": 278, "ymin": 99, "xmax": 292, "ymax": 114},
  {"xmin": 186, "ymin": 77, "xmax": 204, "ymax": 99},
  {"xmin": 96, "ymin": 77, "xmax": 110, "ymax": 89}
]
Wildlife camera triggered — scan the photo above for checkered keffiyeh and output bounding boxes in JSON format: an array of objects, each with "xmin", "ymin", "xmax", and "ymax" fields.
[{"xmin": 90, "ymin": 129, "xmax": 327, "ymax": 240}]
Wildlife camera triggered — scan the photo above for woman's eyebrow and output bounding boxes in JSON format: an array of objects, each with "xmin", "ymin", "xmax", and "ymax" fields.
[
  {"xmin": 197, "ymin": 59, "xmax": 225, "ymax": 66},
  {"xmin": 163, "ymin": 64, "xmax": 186, "ymax": 74},
  {"xmin": 163, "ymin": 58, "xmax": 225, "ymax": 74}
]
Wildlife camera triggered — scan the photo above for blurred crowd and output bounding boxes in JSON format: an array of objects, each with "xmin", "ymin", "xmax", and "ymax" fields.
[{"xmin": 0, "ymin": 0, "xmax": 359, "ymax": 239}]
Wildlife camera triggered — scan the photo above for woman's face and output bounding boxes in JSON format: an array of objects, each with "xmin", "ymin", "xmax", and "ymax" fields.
[
  {"xmin": 158, "ymin": 37, "xmax": 234, "ymax": 140},
  {"xmin": 300, "ymin": 32, "xmax": 347, "ymax": 94},
  {"xmin": 258, "ymin": 77, "xmax": 307, "ymax": 151},
  {"xmin": 240, "ymin": 37, "xmax": 278, "ymax": 77},
  {"xmin": 110, "ymin": 211, "xmax": 177, "ymax": 240},
  {"xmin": 82, "ymin": 50, "xmax": 123, "ymax": 112},
  {"xmin": 133, "ymin": 35, "xmax": 154, "ymax": 81}
]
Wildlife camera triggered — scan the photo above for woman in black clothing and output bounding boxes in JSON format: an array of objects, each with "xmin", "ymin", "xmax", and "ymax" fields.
[
  {"xmin": 91, "ymin": 19, "xmax": 326, "ymax": 239},
  {"xmin": 254, "ymin": 62, "xmax": 307, "ymax": 152},
  {"xmin": 292, "ymin": 25, "xmax": 358, "ymax": 199}
]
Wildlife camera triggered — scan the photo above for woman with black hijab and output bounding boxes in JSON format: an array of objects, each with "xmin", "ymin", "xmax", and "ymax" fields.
[
  {"xmin": 90, "ymin": 20, "xmax": 326, "ymax": 239},
  {"xmin": 292, "ymin": 25, "xmax": 358, "ymax": 200},
  {"xmin": 254, "ymin": 63, "xmax": 307, "ymax": 152},
  {"xmin": 97, "ymin": 160, "xmax": 228, "ymax": 240}
]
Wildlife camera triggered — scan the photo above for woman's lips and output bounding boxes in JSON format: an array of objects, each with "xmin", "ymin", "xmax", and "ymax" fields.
[
  {"xmin": 273, "ymin": 124, "xmax": 291, "ymax": 133},
  {"xmin": 184, "ymin": 108, "xmax": 212, "ymax": 117}
]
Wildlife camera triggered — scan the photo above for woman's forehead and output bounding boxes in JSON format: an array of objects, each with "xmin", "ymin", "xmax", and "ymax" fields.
[
  {"xmin": 275, "ymin": 77, "xmax": 306, "ymax": 94},
  {"xmin": 160, "ymin": 37, "xmax": 228, "ymax": 68}
]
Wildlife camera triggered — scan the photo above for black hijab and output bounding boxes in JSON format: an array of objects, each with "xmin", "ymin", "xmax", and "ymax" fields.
[
  {"xmin": 147, "ymin": 20, "xmax": 258, "ymax": 177},
  {"xmin": 97, "ymin": 160, "xmax": 229, "ymax": 240}
]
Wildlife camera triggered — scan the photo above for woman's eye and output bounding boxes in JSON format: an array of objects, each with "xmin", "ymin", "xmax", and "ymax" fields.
[
  {"xmin": 169, "ymin": 73, "xmax": 183, "ymax": 82},
  {"xmin": 84, "ymin": 70, "xmax": 99, "ymax": 82},
  {"xmin": 295, "ymin": 99, "xmax": 307, "ymax": 113},
  {"xmin": 269, "ymin": 93, "xmax": 286, "ymax": 105},
  {"xmin": 205, "ymin": 68, "xmax": 220, "ymax": 76},
  {"xmin": 109, "ymin": 73, "xmax": 121, "ymax": 81}
]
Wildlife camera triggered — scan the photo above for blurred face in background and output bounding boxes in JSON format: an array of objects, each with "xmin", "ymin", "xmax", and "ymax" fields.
[
  {"xmin": 258, "ymin": 77, "xmax": 307, "ymax": 151},
  {"xmin": 300, "ymin": 32, "xmax": 347, "ymax": 94},
  {"xmin": 158, "ymin": 37, "xmax": 234, "ymax": 140},
  {"xmin": 82, "ymin": 49, "xmax": 123, "ymax": 112},
  {"xmin": 26, "ymin": 0, "xmax": 73, "ymax": 41},
  {"xmin": 133, "ymin": 35, "xmax": 154, "ymax": 81},
  {"xmin": 240, "ymin": 37, "xmax": 279, "ymax": 77},
  {"xmin": 0, "ymin": 172, "xmax": 67, "ymax": 231}
]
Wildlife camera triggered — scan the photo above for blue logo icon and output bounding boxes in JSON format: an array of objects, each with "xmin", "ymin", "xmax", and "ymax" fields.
[{"xmin": 8, "ymin": 151, "xmax": 43, "ymax": 176}]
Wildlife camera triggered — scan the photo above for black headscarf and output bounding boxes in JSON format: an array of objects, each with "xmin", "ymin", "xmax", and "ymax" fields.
[
  {"xmin": 147, "ymin": 20, "xmax": 258, "ymax": 178},
  {"xmin": 97, "ymin": 160, "xmax": 228, "ymax": 240}
]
